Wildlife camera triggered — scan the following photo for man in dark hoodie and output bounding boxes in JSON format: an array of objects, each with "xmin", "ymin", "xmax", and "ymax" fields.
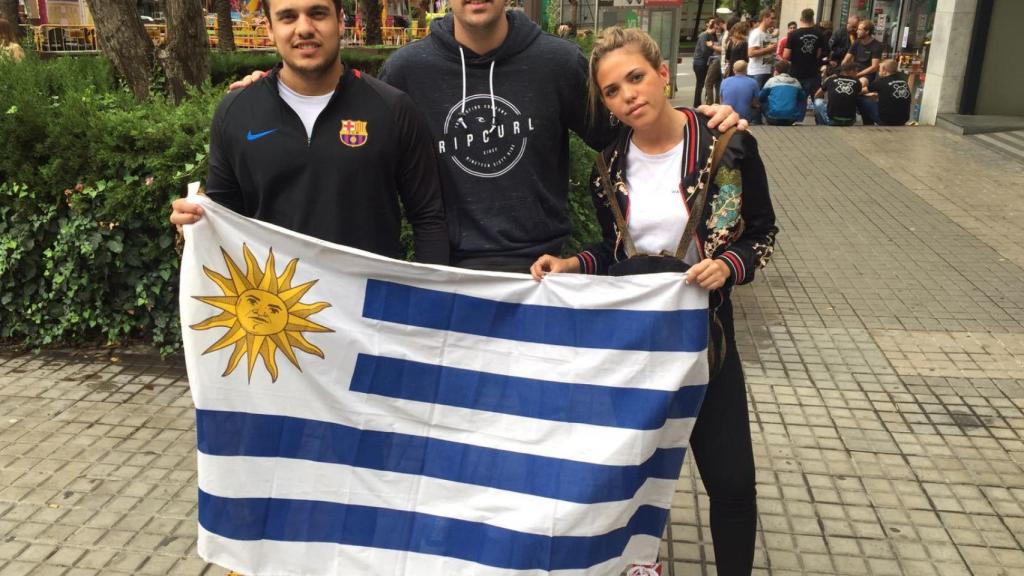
[{"xmin": 378, "ymin": 0, "xmax": 744, "ymax": 272}]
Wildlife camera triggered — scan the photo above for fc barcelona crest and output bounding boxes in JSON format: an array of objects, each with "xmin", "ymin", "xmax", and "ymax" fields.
[{"xmin": 339, "ymin": 119, "xmax": 368, "ymax": 148}]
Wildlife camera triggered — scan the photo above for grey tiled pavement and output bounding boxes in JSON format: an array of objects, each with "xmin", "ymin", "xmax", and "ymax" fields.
[{"xmin": 2, "ymin": 126, "xmax": 1024, "ymax": 575}]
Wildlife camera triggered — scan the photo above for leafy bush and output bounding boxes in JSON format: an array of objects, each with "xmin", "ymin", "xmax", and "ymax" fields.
[
  {"xmin": 209, "ymin": 47, "xmax": 397, "ymax": 86},
  {"xmin": 563, "ymin": 134, "xmax": 599, "ymax": 255},
  {"xmin": 0, "ymin": 54, "xmax": 218, "ymax": 353}
]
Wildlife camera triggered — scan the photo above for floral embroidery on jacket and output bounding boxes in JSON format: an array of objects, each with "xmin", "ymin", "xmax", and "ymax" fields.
[{"xmin": 704, "ymin": 167, "xmax": 744, "ymax": 258}]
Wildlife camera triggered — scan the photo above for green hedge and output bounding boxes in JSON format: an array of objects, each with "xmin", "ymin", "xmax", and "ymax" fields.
[
  {"xmin": 0, "ymin": 55, "xmax": 218, "ymax": 353},
  {"xmin": 209, "ymin": 47, "xmax": 396, "ymax": 85},
  {"xmin": 0, "ymin": 50, "xmax": 598, "ymax": 354}
]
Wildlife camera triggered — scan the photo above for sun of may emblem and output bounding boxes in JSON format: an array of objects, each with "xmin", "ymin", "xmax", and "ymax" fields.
[{"xmin": 191, "ymin": 244, "xmax": 333, "ymax": 382}]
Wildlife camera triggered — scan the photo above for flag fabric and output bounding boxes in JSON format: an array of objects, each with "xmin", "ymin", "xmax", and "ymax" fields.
[{"xmin": 179, "ymin": 195, "xmax": 710, "ymax": 576}]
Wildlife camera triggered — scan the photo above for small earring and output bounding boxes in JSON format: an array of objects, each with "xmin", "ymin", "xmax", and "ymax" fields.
[
  {"xmin": 664, "ymin": 83, "xmax": 671, "ymax": 97},
  {"xmin": 609, "ymin": 111, "xmax": 619, "ymax": 127}
]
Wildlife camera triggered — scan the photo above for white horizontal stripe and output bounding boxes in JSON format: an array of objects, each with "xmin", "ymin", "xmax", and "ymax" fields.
[
  {"xmin": 198, "ymin": 524, "xmax": 661, "ymax": 576},
  {"xmin": 198, "ymin": 454, "xmax": 678, "ymax": 537},
  {"xmin": 369, "ymin": 320, "xmax": 709, "ymax": 392},
  {"xmin": 197, "ymin": 380, "xmax": 698, "ymax": 466},
  {"xmin": 188, "ymin": 194, "xmax": 708, "ymax": 312}
]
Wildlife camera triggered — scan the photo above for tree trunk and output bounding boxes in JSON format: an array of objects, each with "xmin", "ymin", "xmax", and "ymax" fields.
[
  {"xmin": 215, "ymin": 0, "xmax": 236, "ymax": 51},
  {"xmin": 363, "ymin": 0, "xmax": 381, "ymax": 46},
  {"xmin": 416, "ymin": 0, "xmax": 428, "ymax": 29},
  {"xmin": 86, "ymin": 0, "xmax": 155, "ymax": 101},
  {"xmin": 161, "ymin": 0, "xmax": 210, "ymax": 103},
  {"xmin": 0, "ymin": 0, "xmax": 18, "ymax": 28}
]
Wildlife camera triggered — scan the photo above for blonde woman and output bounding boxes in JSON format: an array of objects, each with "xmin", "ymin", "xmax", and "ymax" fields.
[
  {"xmin": 0, "ymin": 19, "xmax": 24, "ymax": 62},
  {"xmin": 530, "ymin": 27, "xmax": 777, "ymax": 575},
  {"xmin": 724, "ymin": 20, "xmax": 750, "ymax": 77}
]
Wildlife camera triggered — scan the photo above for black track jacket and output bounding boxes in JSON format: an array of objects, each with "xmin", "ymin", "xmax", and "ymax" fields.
[{"xmin": 205, "ymin": 65, "xmax": 449, "ymax": 264}]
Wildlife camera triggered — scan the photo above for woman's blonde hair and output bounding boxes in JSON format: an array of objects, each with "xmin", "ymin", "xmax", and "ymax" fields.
[
  {"xmin": 729, "ymin": 21, "xmax": 750, "ymax": 42},
  {"xmin": 587, "ymin": 26, "xmax": 663, "ymax": 123}
]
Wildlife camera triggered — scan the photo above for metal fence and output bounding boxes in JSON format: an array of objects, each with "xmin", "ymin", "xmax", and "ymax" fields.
[{"xmin": 31, "ymin": 23, "xmax": 428, "ymax": 54}]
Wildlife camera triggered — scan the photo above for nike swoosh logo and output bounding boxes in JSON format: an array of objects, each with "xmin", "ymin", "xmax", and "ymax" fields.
[{"xmin": 246, "ymin": 129, "xmax": 277, "ymax": 141}]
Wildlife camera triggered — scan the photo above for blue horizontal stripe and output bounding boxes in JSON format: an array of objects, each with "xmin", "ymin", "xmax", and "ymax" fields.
[
  {"xmin": 350, "ymin": 354, "xmax": 706, "ymax": 430},
  {"xmin": 361, "ymin": 279, "xmax": 708, "ymax": 352},
  {"xmin": 198, "ymin": 490, "xmax": 668, "ymax": 571},
  {"xmin": 197, "ymin": 409, "xmax": 686, "ymax": 504}
]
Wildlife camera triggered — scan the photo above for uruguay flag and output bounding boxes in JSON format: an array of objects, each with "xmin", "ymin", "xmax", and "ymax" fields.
[{"xmin": 179, "ymin": 193, "xmax": 709, "ymax": 576}]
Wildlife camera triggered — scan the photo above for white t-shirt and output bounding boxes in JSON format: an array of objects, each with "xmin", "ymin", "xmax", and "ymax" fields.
[
  {"xmin": 624, "ymin": 139, "xmax": 699, "ymax": 264},
  {"xmin": 278, "ymin": 80, "xmax": 334, "ymax": 139},
  {"xmin": 747, "ymin": 27, "xmax": 773, "ymax": 75}
]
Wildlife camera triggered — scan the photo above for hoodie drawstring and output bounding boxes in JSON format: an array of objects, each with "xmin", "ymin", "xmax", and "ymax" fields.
[
  {"xmin": 459, "ymin": 46, "xmax": 468, "ymax": 116},
  {"xmin": 458, "ymin": 46, "xmax": 498, "ymax": 132},
  {"xmin": 487, "ymin": 61, "xmax": 496, "ymax": 131}
]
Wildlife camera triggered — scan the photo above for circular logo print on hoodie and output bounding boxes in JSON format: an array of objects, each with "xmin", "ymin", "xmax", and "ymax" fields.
[{"xmin": 437, "ymin": 94, "xmax": 535, "ymax": 178}]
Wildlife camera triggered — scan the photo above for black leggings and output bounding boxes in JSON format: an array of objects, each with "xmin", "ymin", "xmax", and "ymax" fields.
[
  {"xmin": 688, "ymin": 299, "xmax": 756, "ymax": 575},
  {"xmin": 693, "ymin": 62, "xmax": 709, "ymax": 108}
]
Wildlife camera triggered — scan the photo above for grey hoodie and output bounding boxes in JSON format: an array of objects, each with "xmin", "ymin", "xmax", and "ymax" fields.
[{"xmin": 380, "ymin": 11, "xmax": 616, "ymax": 263}]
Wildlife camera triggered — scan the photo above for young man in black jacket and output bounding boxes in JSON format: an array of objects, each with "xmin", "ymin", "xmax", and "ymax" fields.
[{"xmin": 170, "ymin": 0, "xmax": 449, "ymax": 265}]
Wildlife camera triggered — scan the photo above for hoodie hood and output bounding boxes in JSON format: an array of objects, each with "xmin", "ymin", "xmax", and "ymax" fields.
[
  {"xmin": 763, "ymin": 73, "xmax": 801, "ymax": 89},
  {"xmin": 427, "ymin": 10, "xmax": 543, "ymax": 131},
  {"xmin": 428, "ymin": 10, "xmax": 543, "ymax": 64}
]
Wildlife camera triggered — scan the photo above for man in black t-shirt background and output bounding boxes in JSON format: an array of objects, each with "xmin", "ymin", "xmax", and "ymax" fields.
[
  {"xmin": 843, "ymin": 20, "xmax": 882, "ymax": 83},
  {"xmin": 841, "ymin": 20, "xmax": 882, "ymax": 125},
  {"xmin": 813, "ymin": 62, "xmax": 860, "ymax": 126},
  {"xmin": 864, "ymin": 59, "xmax": 912, "ymax": 126},
  {"xmin": 784, "ymin": 8, "xmax": 824, "ymax": 100}
]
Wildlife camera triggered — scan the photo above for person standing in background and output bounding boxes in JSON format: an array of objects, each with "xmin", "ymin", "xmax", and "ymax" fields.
[
  {"xmin": 693, "ymin": 18, "xmax": 719, "ymax": 108},
  {"xmin": 746, "ymin": 9, "xmax": 777, "ymax": 89},
  {"xmin": 704, "ymin": 18, "xmax": 727, "ymax": 104},
  {"xmin": 724, "ymin": 20, "xmax": 750, "ymax": 79},
  {"xmin": 784, "ymin": 8, "xmax": 825, "ymax": 101},
  {"xmin": 776, "ymin": 21, "xmax": 797, "ymax": 60},
  {"xmin": 746, "ymin": 9, "xmax": 777, "ymax": 125}
]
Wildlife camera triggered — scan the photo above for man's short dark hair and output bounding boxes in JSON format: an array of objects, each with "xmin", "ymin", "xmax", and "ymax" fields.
[
  {"xmin": 773, "ymin": 60, "xmax": 790, "ymax": 75},
  {"xmin": 262, "ymin": 0, "xmax": 343, "ymax": 20},
  {"xmin": 800, "ymin": 8, "xmax": 814, "ymax": 22},
  {"xmin": 860, "ymin": 20, "xmax": 874, "ymax": 33},
  {"xmin": 841, "ymin": 62, "xmax": 859, "ymax": 74},
  {"xmin": 760, "ymin": 8, "xmax": 775, "ymax": 21}
]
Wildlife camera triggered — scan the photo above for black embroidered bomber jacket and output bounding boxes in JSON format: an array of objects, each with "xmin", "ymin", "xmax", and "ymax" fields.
[{"xmin": 575, "ymin": 109, "xmax": 778, "ymax": 295}]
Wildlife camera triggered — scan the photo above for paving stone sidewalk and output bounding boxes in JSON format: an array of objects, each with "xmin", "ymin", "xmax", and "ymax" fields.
[{"xmin": 2, "ymin": 126, "xmax": 1023, "ymax": 575}]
